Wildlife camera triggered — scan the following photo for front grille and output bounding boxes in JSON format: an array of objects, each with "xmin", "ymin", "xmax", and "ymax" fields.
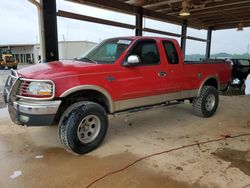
[
  {"xmin": 19, "ymin": 80, "xmax": 31, "ymax": 96},
  {"xmin": 3, "ymin": 70, "xmax": 19, "ymax": 103},
  {"xmin": 5, "ymin": 56, "xmax": 14, "ymax": 63}
]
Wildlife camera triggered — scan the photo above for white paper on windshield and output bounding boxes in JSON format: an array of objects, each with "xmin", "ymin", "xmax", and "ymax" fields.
[{"xmin": 117, "ymin": 40, "xmax": 131, "ymax": 45}]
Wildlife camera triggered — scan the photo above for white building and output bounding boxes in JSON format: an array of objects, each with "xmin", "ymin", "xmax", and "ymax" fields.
[{"xmin": 0, "ymin": 41, "xmax": 97, "ymax": 64}]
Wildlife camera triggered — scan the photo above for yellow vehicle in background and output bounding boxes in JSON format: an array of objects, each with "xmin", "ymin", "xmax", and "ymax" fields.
[{"xmin": 0, "ymin": 49, "xmax": 18, "ymax": 69}]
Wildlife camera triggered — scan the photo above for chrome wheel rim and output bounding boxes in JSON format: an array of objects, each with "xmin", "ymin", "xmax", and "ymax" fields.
[
  {"xmin": 77, "ymin": 115, "xmax": 101, "ymax": 144},
  {"xmin": 205, "ymin": 94, "xmax": 215, "ymax": 111}
]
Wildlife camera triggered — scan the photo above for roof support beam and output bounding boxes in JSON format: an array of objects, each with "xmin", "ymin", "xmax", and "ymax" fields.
[
  {"xmin": 205, "ymin": 29, "xmax": 212, "ymax": 59},
  {"xmin": 68, "ymin": 0, "xmax": 139, "ymax": 14},
  {"xmin": 181, "ymin": 20, "xmax": 187, "ymax": 58},
  {"xmin": 185, "ymin": 36, "xmax": 207, "ymax": 42},
  {"xmin": 42, "ymin": 0, "xmax": 59, "ymax": 62},
  {"xmin": 67, "ymin": 0, "xmax": 207, "ymax": 29},
  {"xmin": 135, "ymin": 8, "xmax": 143, "ymax": 36},
  {"xmin": 157, "ymin": 0, "xmax": 250, "ymax": 13},
  {"xmin": 57, "ymin": 10, "xmax": 136, "ymax": 30},
  {"xmin": 58, "ymin": 8, "xmax": 207, "ymax": 42},
  {"xmin": 142, "ymin": 28, "xmax": 181, "ymax": 38},
  {"xmin": 214, "ymin": 21, "xmax": 250, "ymax": 30}
]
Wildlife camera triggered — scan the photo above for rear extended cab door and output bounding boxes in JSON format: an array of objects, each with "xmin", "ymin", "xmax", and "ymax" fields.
[
  {"xmin": 161, "ymin": 39, "xmax": 198, "ymax": 99},
  {"xmin": 161, "ymin": 39, "xmax": 184, "ymax": 94}
]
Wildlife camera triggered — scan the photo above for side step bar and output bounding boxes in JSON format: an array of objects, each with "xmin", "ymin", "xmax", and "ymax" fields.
[{"xmin": 113, "ymin": 101, "xmax": 181, "ymax": 117}]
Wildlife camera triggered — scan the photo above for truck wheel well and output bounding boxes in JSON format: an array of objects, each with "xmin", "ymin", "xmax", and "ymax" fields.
[
  {"xmin": 54, "ymin": 90, "xmax": 110, "ymax": 124},
  {"xmin": 203, "ymin": 78, "xmax": 218, "ymax": 89}
]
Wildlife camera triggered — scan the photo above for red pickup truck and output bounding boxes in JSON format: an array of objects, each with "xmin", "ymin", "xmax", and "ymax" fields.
[{"xmin": 4, "ymin": 37, "xmax": 231, "ymax": 154}]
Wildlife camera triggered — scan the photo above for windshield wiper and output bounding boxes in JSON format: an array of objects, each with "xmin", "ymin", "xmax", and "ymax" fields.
[{"xmin": 78, "ymin": 57, "xmax": 98, "ymax": 64}]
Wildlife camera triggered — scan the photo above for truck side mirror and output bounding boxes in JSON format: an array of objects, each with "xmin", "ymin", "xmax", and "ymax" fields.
[{"xmin": 124, "ymin": 55, "xmax": 140, "ymax": 66}]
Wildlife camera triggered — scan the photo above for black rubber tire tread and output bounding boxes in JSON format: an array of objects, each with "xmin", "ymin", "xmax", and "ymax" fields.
[
  {"xmin": 58, "ymin": 101, "xmax": 108, "ymax": 155},
  {"xmin": 192, "ymin": 86, "xmax": 219, "ymax": 118}
]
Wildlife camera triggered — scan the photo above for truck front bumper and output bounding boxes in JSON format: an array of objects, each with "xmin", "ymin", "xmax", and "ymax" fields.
[
  {"xmin": 3, "ymin": 70, "xmax": 61, "ymax": 126},
  {"xmin": 11, "ymin": 100, "xmax": 61, "ymax": 126}
]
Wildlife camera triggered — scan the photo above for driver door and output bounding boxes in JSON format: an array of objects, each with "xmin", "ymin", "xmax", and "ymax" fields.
[{"xmin": 115, "ymin": 39, "xmax": 168, "ymax": 109}]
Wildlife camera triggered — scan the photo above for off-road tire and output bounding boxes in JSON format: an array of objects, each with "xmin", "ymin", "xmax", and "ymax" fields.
[
  {"xmin": 192, "ymin": 86, "xmax": 219, "ymax": 118},
  {"xmin": 58, "ymin": 101, "xmax": 108, "ymax": 155}
]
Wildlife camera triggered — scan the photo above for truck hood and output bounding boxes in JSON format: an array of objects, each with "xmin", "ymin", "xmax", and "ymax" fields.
[{"xmin": 17, "ymin": 60, "xmax": 107, "ymax": 80}]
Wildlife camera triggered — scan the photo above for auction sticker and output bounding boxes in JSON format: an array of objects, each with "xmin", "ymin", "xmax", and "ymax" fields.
[{"xmin": 117, "ymin": 40, "xmax": 131, "ymax": 45}]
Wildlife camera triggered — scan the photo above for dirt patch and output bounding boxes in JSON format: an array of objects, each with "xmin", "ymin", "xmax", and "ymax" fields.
[{"xmin": 212, "ymin": 148, "xmax": 250, "ymax": 176}]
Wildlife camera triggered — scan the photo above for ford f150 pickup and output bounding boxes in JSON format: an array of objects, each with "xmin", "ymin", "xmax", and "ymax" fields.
[{"xmin": 3, "ymin": 37, "xmax": 231, "ymax": 154}]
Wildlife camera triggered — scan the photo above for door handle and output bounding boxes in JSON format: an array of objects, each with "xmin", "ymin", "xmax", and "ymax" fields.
[{"xmin": 158, "ymin": 71, "xmax": 167, "ymax": 77}]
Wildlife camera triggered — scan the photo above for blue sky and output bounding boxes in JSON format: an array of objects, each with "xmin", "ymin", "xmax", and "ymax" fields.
[{"xmin": 0, "ymin": 0, "xmax": 250, "ymax": 55}]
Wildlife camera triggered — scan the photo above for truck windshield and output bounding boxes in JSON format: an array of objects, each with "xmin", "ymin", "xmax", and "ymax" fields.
[{"xmin": 79, "ymin": 38, "xmax": 132, "ymax": 64}]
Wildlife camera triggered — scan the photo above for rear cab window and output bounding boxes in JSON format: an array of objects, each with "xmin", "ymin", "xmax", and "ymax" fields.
[{"xmin": 162, "ymin": 41, "xmax": 179, "ymax": 64}]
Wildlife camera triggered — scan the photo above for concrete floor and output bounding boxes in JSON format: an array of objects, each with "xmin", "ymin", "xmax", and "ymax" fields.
[{"xmin": 0, "ymin": 94, "xmax": 250, "ymax": 188}]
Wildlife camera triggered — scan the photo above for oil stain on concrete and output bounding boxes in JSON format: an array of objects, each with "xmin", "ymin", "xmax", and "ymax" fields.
[{"xmin": 212, "ymin": 148, "xmax": 250, "ymax": 176}]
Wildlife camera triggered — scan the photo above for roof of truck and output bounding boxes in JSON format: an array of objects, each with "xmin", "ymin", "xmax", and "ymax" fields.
[{"xmin": 110, "ymin": 36, "xmax": 178, "ymax": 42}]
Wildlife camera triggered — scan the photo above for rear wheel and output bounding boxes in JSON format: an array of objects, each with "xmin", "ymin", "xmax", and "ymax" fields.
[
  {"xmin": 58, "ymin": 101, "xmax": 108, "ymax": 155},
  {"xmin": 192, "ymin": 86, "xmax": 219, "ymax": 118}
]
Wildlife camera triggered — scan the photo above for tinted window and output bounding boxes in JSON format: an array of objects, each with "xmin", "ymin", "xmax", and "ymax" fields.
[
  {"xmin": 163, "ymin": 41, "xmax": 179, "ymax": 64},
  {"xmin": 130, "ymin": 40, "xmax": 160, "ymax": 65}
]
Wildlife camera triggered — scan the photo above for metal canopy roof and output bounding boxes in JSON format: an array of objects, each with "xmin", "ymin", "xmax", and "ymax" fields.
[{"xmin": 68, "ymin": 0, "xmax": 250, "ymax": 30}]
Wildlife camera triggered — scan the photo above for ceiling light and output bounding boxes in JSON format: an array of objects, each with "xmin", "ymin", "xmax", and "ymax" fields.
[
  {"xmin": 237, "ymin": 23, "xmax": 243, "ymax": 31},
  {"xmin": 179, "ymin": 0, "xmax": 190, "ymax": 16}
]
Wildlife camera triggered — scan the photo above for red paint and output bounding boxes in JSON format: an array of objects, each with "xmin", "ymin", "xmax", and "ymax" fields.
[{"xmin": 17, "ymin": 37, "xmax": 231, "ymax": 101}]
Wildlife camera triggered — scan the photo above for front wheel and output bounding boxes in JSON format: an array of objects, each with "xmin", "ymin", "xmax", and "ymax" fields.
[
  {"xmin": 58, "ymin": 101, "xmax": 108, "ymax": 155},
  {"xmin": 192, "ymin": 86, "xmax": 219, "ymax": 118}
]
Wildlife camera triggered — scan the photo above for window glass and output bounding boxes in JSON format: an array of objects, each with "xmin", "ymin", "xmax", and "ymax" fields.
[
  {"xmin": 238, "ymin": 59, "xmax": 249, "ymax": 66},
  {"xmin": 130, "ymin": 40, "xmax": 160, "ymax": 65},
  {"xmin": 163, "ymin": 41, "xmax": 179, "ymax": 64},
  {"xmin": 80, "ymin": 38, "xmax": 132, "ymax": 64}
]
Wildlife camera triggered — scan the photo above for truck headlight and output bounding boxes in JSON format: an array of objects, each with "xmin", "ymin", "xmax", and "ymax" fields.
[
  {"xmin": 27, "ymin": 82, "xmax": 53, "ymax": 96},
  {"xmin": 19, "ymin": 80, "xmax": 54, "ymax": 98}
]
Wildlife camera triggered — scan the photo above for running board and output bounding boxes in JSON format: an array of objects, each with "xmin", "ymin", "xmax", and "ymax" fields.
[{"xmin": 113, "ymin": 101, "xmax": 181, "ymax": 117}]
